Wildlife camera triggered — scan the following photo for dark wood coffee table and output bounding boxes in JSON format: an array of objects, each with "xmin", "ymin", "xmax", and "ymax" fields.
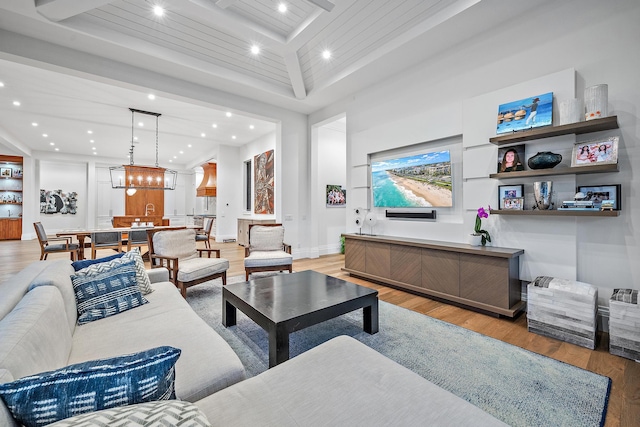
[{"xmin": 222, "ymin": 270, "xmax": 378, "ymax": 368}]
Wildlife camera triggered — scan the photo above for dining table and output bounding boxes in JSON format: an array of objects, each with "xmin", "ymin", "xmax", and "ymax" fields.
[{"xmin": 56, "ymin": 225, "xmax": 200, "ymax": 260}]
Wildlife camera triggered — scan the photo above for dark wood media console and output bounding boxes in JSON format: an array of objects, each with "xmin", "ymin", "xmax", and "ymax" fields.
[{"xmin": 342, "ymin": 233, "xmax": 525, "ymax": 317}]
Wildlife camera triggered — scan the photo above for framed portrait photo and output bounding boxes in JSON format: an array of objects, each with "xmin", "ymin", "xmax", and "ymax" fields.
[
  {"xmin": 497, "ymin": 144, "xmax": 526, "ymax": 173},
  {"xmin": 576, "ymin": 184, "xmax": 621, "ymax": 210},
  {"xmin": 571, "ymin": 136, "xmax": 619, "ymax": 167},
  {"xmin": 0, "ymin": 168, "xmax": 12, "ymax": 178},
  {"xmin": 498, "ymin": 184, "xmax": 524, "ymax": 210}
]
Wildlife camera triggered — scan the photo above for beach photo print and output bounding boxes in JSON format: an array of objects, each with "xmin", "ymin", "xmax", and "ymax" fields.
[
  {"xmin": 371, "ymin": 150, "xmax": 452, "ymax": 208},
  {"xmin": 496, "ymin": 92, "xmax": 553, "ymax": 135}
]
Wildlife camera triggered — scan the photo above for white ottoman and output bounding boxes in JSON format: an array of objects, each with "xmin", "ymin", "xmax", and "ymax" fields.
[
  {"xmin": 609, "ymin": 289, "xmax": 640, "ymax": 361},
  {"xmin": 527, "ymin": 277, "xmax": 597, "ymax": 349}
]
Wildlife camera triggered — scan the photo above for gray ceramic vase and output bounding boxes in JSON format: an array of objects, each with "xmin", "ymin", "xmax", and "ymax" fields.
[{"xmin": 528, "ymin": 151, "xmax": 562, "ymax": 169}]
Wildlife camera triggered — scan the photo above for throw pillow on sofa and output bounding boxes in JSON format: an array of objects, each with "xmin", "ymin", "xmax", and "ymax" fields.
[
  {"xmin": 71, "ymin": 259, "xmax": 147, "ymax": 324},
  {"xmin": 71, "ymin": 252, "xmax": 125, "ymax": 271},
  {"xmin": 47, "ymin": 400, "xmax": 211, "ymax": 426},
  {"xmin": 0, "ymin": 346, "xmax": 181, "ymax": 427},
  {"xmin": 121, "ymin": 249, "xmax": 153, "ymax": 295}
]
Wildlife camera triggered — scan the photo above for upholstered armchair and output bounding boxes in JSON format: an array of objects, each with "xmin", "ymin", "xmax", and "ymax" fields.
[
  {"xmin": 244, "ymin": 224, "xmax": 293, "ymax": 280},
  {"xmin": 147, "ymin": 228, "xmax": 229, "ymax": 298}
]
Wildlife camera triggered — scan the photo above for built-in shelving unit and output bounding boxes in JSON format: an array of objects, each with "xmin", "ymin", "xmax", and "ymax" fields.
[
  {"xmin": 0, "ymin": 155, "xmax": 23, "ymax": 240},
  {"xmin": 490, "ymin": 209, "xmax": 619, "ymax": 217},
  {"xmin": 489, "ymin": 116, "xmax": 619, "ymax": 145},
  {"xmin": 489, "ymin": 116, "xmax": 621, "ymax": 217}
]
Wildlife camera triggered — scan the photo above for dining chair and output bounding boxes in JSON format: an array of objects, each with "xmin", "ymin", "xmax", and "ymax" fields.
[
  {"xmin": 244, "ymin": 224, "xmax": 292, "ymax": 280},
  {"xmin": 33, "ymin": 222, "xmax": 81, "ymax": 261},
  {"xmin": 195, "ymin": 218, "xmax": 214, "ymax": 248},
  {"xmin": 127, "ymin": 229, "xmax": 149, "ymax": 252},
  {"xmin": 90, "ymin": 231, "xmax": 123, "ymax": 259}
]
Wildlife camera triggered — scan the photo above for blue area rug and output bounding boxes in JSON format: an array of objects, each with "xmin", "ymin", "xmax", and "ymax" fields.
[{"xmin": 187, "ymin": 276, "xmax": 611, "ymax": 427}]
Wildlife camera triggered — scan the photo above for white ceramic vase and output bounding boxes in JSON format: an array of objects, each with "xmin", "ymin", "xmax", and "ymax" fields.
[
  {"xmin": 468, "ymin": 234, "xmax": 482, "ymax": 246},
  {"xmin": 584, "ymin": 84, "xmax": 608, "ymax": 121},
  {"xmin": 559, "ymin": 98, "xmax": 583, "ymax": 125}
]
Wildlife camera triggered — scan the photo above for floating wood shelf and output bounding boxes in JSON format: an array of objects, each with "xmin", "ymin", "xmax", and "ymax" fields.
[
  {"xmin": 490, "ymin": 209, "xmax": 619, "ymax": 217},
  {"xmin": 489, "ymin": 116, "xmax": 619, "ymax": 145},
  {"xmin": 490, "ymin": 163, "xmax": 618, "ymax": 179}
]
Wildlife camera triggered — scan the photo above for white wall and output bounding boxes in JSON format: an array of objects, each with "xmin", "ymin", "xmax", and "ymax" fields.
[
  {"xmin": 316, "ymin": 125, "xmax": 346, "ymax": 254},
  {"xmin": 310, "ymin": 0, "xmax": 640, "ymax": 307}
]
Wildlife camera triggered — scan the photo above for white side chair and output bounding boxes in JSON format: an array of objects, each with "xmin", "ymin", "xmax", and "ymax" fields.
[
  {"xmin": 148, "ymin": 228, "xmax": 229, "ymax": 298},
  {"xmin": 244, "ymin": 224, "xmax": 292, "ymax": 280}
]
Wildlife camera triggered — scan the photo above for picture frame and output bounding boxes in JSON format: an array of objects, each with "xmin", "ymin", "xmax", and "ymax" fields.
[
  {"xmin": 503, "ymin": 197, "xmax": 524, "ymax": 210},
  {"xmin": 498, "ymin": 184, "xmax": 524, "ymax": 210},
  {"xmin": 496, "ymin": 92, "xmax": 553, "ymax": 135},
  {"xmin": 576, "ymin": 184, "xmax": 621, "ymax": 210},
  {"xmin": 0, "ymin": 168, "xmax": 12, "ymax": 178},
  {"xmin": 497, "ymin": 145, "xmax": 526, "ymax": 173},
  {"xmin": 571, "ymin": 136, "xmax": 619, "ymax": 167},
  {"xmin": 326, "ymin": 184, "xmax": 346, "ymax": 207}
]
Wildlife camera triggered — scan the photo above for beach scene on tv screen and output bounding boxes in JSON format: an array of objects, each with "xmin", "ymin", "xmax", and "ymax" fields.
[{"xmin": 372, "ymin": 150, "xmax": 452, "ymax": 207}]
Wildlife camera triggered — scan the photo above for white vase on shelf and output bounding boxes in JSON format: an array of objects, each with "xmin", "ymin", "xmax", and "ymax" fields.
[
  {"xmin": 584, "ymin": 84, "xmax": 608, "ymax": 121},
  {"xmin": 468, "ymin": 234, "xmax": 482, "ymax": 246}
]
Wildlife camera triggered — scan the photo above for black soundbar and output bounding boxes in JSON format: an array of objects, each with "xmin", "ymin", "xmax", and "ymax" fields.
[{"xmin": 385, "ymin": 210, "xmax": 436, "ymax": 219}]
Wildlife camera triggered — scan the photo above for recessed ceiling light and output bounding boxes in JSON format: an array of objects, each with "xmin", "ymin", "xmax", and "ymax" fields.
[
  {"xmin": 92, "ymin": 147, "xmax": 96, "ymax": 150},
  {"xmin": 134, "ymin": 136, "xmax": 138, "ymax": 141},
  {"xmin": 12, "ymin": 101, "xmax": 20, "ymax": 106},
  {"xmin": 278, "ymin": 3, "xmax": 287, "ymax": 13},
  {"xmin": 322, "ymin": 50, "xmax": 331, "ymax": 59},
  {"xmin": 90, "ymin": 140, "xmax": 94, "ymax": 143},
  {"xmin": 169, "ymin": 159, "xmax": 173, "ymax": 163},
  {"xmin": 153, "ymin": 5, "xmax": 164, "ymax": 16},
  {"xmin": 201, "ymin": 133, "xmax": 206, "ymax": 137},
  {"xmin": 138, "ymin": 122, "xmax": 144, "ymax": 127},
  {"xmin": 226, "ymin": 112, "xmax": 232, "ymax": 118},
  {"xmin": 93, "ymin": 152, "xmax": 97, "ymax": 155},
  {"xmin": 173, "ymin": 156, "xmax": 177, "ymax": 159},
  {"xmin": 250, "ymin": 45, "xmax": 260, "ymax": 55},
  {"xmin": 187, "ymin": 144, "xmax": 192, "ymax": 148},
  {"xmin": 0, "ymin": 82, "xmax": 4, "ymax": 87},
  {"xmin": 49, "ymin": 142, "xmax": 55, "ymax": 146},
  {"xmin": 148, "ymin": 94, "xmax": 156, "ymax": 100},
  {"xmin": 31, "ymin": 122, "xmax": 38, "ymax": 127},
  {"xmin": 87, "ymin": 130, "xmax": 93, "ymax": 134},
  {"xmin": 249, "ymin": 124, "xmax": 255, "ymax": 129},
  {"xmin": 232, "ymin": 135, "xmax": 237, "ymax": 140},
  {"xmin": 54, "ymin": 148, "xmax": 59, "ymax": 151},
  {"xmin": 179, "ymin": 150, "xmax": 184, "ymax": 154},
  {"xmin": 212, "ymin": 123, "xmax": 218, "ymax": 128},
  {"xmin": 42, "ymin": 134, "xmax": 48, "ymax": 138}
]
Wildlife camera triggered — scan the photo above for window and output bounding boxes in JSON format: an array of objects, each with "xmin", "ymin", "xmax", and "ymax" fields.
[{"xmin": 244, "ymin": 160, "xmax": 252, "ymax": 212}]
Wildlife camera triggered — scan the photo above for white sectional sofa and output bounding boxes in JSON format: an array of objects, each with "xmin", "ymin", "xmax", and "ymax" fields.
[
  {"xmin": 0, "ymin": 259, "xmax": 245, "ymax": 426},
  {"xmin": 0, "ymin": 259, "xmax": 506, "ymax": 426}
]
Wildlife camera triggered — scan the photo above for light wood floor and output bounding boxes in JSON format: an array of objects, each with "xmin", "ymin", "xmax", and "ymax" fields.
[{"xmin": 2, "ymin": 239, "xmax": 638, "ymax": 427}]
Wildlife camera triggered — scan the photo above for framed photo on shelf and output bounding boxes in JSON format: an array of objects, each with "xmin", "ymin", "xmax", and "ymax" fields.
[
  {"xmin": 497, "ymin": 145, "xmax": 526, "ymax": 173},
  {"xmin": 498, "ymin": 184, "xmax": 524, "ymax": 210},
  {"xmin": 576, "ymin": 184, "xmax": 621, "ymax": 210},
  {"xmin": 503, "ymin": 197, "xmax": 524, "ymax": 210},
  {"xmin": 571, "ymin": 136, "xmax": 619, "ymax": 167},
  {"xmin": 0, "ymin": 168, "xmax": 12, "ymax": 178}
]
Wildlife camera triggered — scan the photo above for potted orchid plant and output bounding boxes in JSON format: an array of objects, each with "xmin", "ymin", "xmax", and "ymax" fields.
[{"xmin": 472, "ymin": 206, "xmax": 492, "ymax": 246}]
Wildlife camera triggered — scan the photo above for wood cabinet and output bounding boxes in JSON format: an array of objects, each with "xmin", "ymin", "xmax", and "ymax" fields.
[
  {"xmin": 0, "ymin": 155, "xmax": 23, "ymax": 240},
  {"xmin": 237, "ymin": 218, "xmax": 276, "ymax": 246},
  {"xmin": 112, "ymin": 216, "xmax": 169, "ymax": 228},
  {"xmin": 489, "ymin": 116, "xmax": 620, "ymax": 217},
  {"xmin": 342, "ymin": 234, "xmax": 524, "ymax": 317},
  {"xmin": 0, "ymin": 218, "xmax": 22, "ymax": 240}
]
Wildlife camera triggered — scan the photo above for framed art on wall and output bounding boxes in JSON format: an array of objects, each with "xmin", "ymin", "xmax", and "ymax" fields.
[
  {"xmin": 498, "ymin": 184, "xmax": 524, "ymax": 210},
  {"xmin": 576, "ymin": 184, "xmax": 621, "ymax": 210},
  {"xmin": 326, "ymin": 185, "xmax": 346, "ymax": 207},
  {"xmin": 571, "ymin": 136, "xmax": 619, "ymax": 167}
]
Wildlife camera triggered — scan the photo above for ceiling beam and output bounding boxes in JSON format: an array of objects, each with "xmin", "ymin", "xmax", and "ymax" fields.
[
  {"xmin": 35, "ymin": 0, "xmax": 114, "ymax": 22},
  {"xmin": 283, "ymin": 51, "xmax": 307, "ymax": 99},
  {"xmin": 215, "ymin": 0, "xmax": 238, "ymax": 9},
  {"xmin": 305, "ymin": 0, "xmax": 335, "ymax": 12}
]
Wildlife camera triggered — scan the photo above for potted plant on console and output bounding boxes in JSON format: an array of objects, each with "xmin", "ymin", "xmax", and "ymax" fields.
[{"xmin": 470, "ymin": 206, "xmax": 491, "ymax": 246}]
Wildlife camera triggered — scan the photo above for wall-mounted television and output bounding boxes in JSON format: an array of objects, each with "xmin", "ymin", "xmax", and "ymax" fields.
[{"xmin": 371, "ymin": 150, "xmax": 452, "ymax": 208}]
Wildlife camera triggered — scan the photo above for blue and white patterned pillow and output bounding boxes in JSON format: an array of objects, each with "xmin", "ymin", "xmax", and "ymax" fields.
[
  {"xmin": 122, "ymin": 249, "xmax": 153, "ymax": 295},
  {"xmin": 0, "ymin": 346, "xmax": 181, "ymax": 427},
  {"xmin": 71, "ymin": 259, "xmax": 147, "ymax": 324},
  {"xmin": 71, "ymin": 252, "xmax": 125, "ymax": 271}
]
